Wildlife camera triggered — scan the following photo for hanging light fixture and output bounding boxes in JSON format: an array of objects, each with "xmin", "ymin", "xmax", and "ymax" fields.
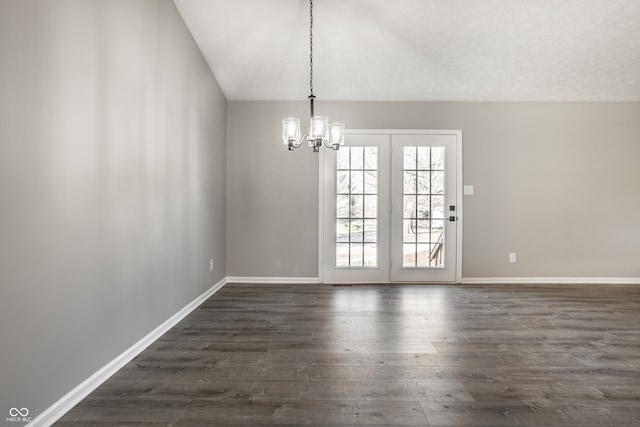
[{"xmin": 282, "ymin": 0, "xmax": 345, "ymax": 152}]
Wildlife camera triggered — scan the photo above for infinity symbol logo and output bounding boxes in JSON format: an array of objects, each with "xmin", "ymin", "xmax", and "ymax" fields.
[{"xmin": 9, "ymin": 408, "xmax": 29, "ymax": 417}]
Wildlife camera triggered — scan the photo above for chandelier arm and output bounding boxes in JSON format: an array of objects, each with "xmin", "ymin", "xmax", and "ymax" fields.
[
  {"xmin": 322, "ymin": 138, "xmax": 339, "ymax": 150},
  {"xmin": 293, "ymin": 134, "xmax": 309, "ymax": 149}
]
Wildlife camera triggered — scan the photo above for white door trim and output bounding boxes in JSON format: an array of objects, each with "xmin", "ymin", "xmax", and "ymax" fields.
[{"xmin": 319, "ymin": 129, "xmax": 463, "ymax": 284}]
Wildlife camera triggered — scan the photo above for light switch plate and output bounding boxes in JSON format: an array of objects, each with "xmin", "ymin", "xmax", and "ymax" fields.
[{"xmin": 464, "ymin": 185, "xmax": 474, "ymax": 195}]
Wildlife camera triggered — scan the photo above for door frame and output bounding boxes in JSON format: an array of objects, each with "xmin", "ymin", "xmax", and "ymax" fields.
[{"xmin": 319, "ymin": 129, "xmax": 463, "ymax": 284}]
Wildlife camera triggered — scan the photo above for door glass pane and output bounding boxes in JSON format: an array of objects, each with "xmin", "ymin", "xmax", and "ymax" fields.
[
  {"xmin": 431, "ymin": 220, "xmax": 444, "ymax": 236},
  {"xmin": 350, "ymin": 220, "xmax": 364, "ymax": 242},
  {"xmin": 403, "ymin": 171, "xmax": 416, "ymax": 194},
  {"xmin": 364, "ymin": 244, "xmax": 377, "ymax": 267},
  {"xmin": 416, "ymin": 220, "xmax": 430, "ymax": 243},
  {"xmin": 417, "ymin": 195, "xmax": 430, "ymax": 219},
  {"xmin": 350, "ymin": 147, "xmax": 364, "ymax": 169},
  {"xmin": 403, "ymin": 243, "xmax": 416, "ymax": 266},
  {"xmin": 336, "ymin": 195, "xmax": 349, "ymax": 218},
  {"xmin": 337, "ymin": 171, "xmax": 349, "ymax": 194},
  {"xmin": 350, "ymin": 171, "xmax": 364, "ymax": 193},
  {"xmin": 337, "ymin": 148, "xmax": 350, "ymax": 169},
  {"xmin": 336, "ymin": 243, "xmax": 349, "ymax": 266},
  {"xmin": 417, "ymin": 171, "xmax": 430, "ymax": 194},
  {"xmin": 350, "ymin": 195, "xmax": 363, "ymax": 218},
  {"xmin": 403, "ymin": 146, "xmax": 416, "ymax": 169},
  {"xmin": 336, "ymin": 146, "xmax": 378, "ymax": 267},
  {"xmin": 431, "ymin": 171, "xmax": 444, "ymax": 194},
  {"xmin": 417, "ymin": 147, "xmax": 430, "ymax": 169},
  {"xmin": 364, "ymin": 195, "xmax": 377, "ymax": 218},
  {"xmin": 431, "ymin": 195, "xmax": 444, "ymax": 219},
  {"xmin": 403, "ymin": 219, "xmax": 416, "ymax": 243},
  {"xmin": 402, "ymin": 146, "xmax": 446, "ymax": 268},
  {"xmin": 431, "ymin": 243, "xmax": 444, "ymax": 267},
  {"xmin": 364, "ymin": 171, "xmax": 377, "ymax": 194},
  {"xmin": 364, "ymin": 219, "xmax": 377, "ymax": 243},
  {"xmin": 336, "ymin": 221, "xmax": 350, "ymax": 266},
  {"xmin": 416, "ymin": 244, "xmax": 431, "ymax": 267},
  {"xmin": 403, "ymin": 195, "xmax": 416, "ymax": 218},
  {"xmin": 336, "ymin": 219, "xmax": 349, "ymax": 242},
  {"xmin": 431, "ymin": 147, "xmax": 445, "ymax": 169},
  {"xmin": 364, "ymin": 147, "xmax": 377, "ymax": 169},
  {"xmin": 350, "ymin": 243, "xmax": 363, "ymax": 265}
]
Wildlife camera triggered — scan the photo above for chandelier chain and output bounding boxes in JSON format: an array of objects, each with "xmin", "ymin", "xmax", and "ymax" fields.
[{"xmin": 309, "ymin": 0, "xmax": 314, "ymax": 97}]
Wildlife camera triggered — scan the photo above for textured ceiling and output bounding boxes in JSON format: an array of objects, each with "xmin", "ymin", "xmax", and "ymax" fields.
[{"xmin": 174, "ymin": 0, "xmax": 640, "ymax": 101}]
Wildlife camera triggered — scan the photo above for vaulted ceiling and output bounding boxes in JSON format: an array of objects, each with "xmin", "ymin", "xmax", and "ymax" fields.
[{"xmin": 174, "ymin": 0, "xmax": 640, "ymax": 101}]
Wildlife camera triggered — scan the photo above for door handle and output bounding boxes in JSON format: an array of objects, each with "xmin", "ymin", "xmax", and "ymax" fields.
[{"xmin": 449, "ymin": 216, "xmax": 457, "ymax": 222}]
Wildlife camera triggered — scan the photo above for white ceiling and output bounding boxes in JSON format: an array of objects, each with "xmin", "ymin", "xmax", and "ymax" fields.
[{"xmin": 174, "ymin": 0, "xmax": 640, "ymax": 101}]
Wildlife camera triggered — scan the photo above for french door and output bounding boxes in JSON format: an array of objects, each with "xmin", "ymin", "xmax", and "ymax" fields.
[{"xmin": 322, "ymin": 131, "xmax": 461, "ymax": 283}]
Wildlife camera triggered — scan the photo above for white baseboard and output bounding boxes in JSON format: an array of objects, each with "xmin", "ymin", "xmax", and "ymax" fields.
[
  {"xmin": 461, "ymin": 277, "xmax": 640, "ymax": 284},
  {"xmin": 226, "ymin": 276, "xmax": 640, "ymax": 285},
  {"xmin": 227, "ymin": 276, "xmax": 640, "ymax": 285},
  {"xmin": 226, "ymin": 276, "xmax": 320, "ymax": 284},
  {"xmin": 27, "ymin": 277, "xmax": 228, "ymax": 427}
]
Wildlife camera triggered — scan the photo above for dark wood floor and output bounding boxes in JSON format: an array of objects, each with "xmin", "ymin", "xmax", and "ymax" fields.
[{"xmin": 56, "ymin": 283, "xmax": 640, "ymax": 426}]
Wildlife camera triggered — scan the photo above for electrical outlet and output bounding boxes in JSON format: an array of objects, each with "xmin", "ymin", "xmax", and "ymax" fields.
[
  {"xmin": 209, "ymin": 259, "xmax": 214, "ymax": 272},
  {"xmin": 509, "ymin": 252, "xmax": 517, "ymax": 263}
]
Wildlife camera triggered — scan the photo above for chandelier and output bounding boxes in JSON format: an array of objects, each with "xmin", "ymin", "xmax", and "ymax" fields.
[{"xmin": 282, "ymin": 0, "xmax": 345, "ymax": 152}]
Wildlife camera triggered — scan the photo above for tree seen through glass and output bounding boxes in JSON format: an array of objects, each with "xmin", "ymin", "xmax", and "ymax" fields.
[
  {"xmin": 336, "ymin": 146, "xmax": 378, "ymax": 267},
  {"xmin": 402, "ymin": 146, "xmax": 445, "ymax": 268}
]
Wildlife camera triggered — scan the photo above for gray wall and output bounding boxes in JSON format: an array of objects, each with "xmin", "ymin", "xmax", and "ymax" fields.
[
  {"xmin": 0, "ymin": 0, "xmax": 226, "ymax": 421},
  {"xmin": 227, "ymin": 101, "xmax": 640, "ymax": 279}
]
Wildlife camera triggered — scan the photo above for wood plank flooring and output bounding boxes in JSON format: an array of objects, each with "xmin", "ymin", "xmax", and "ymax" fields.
[{"xmin": 55, "ymin": 283, "xmax": 640, "ymax": 426}]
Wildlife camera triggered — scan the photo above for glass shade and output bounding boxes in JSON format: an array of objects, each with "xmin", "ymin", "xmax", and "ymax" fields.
[
  {"xmin": 309, "ymin": 116, "xmax": 329, "ymax": 144},
  {"xmin": 330, "ymin": 123, "xmax": 345, "ymax": 147},
  {"xmin": 282, "ymin": 117, "xmax": 300, "ymax": 144}
]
